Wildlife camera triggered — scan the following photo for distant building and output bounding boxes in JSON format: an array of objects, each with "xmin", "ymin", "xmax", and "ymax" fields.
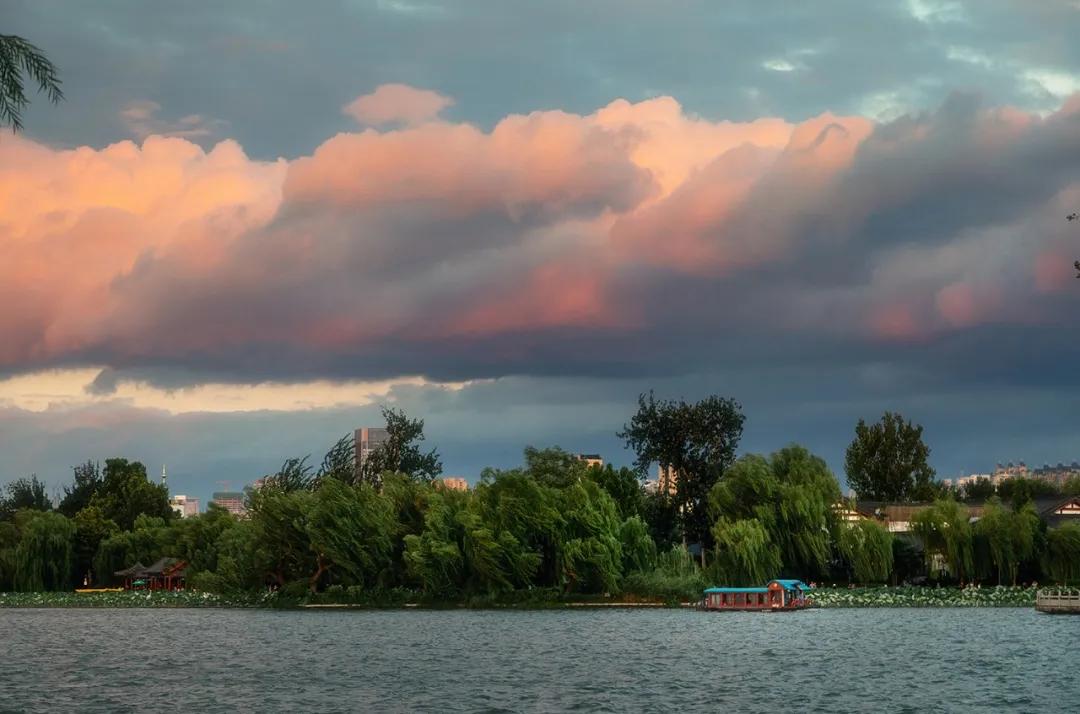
[
  {"xmin": 355, "ymin": 427, "xmax": 390, "ymax": 472},
  {"xmin": 954, "ymin": 460, "xmax": 1080, "ymax": 491},
  {"xmin": 210, "ymin": 491, "xmax": 247, "ymax": 517},
  {"xmin": 437, "ymin": 477, "xmax": 469, "ymax": 491},
  {"xmin": 656, "ymin": 464, "xmax": 679, "ymax": 495},
  {"xmin": 577, "ymin": 454, "xmax": 604, "ymax": 468},
  {"xmin": 168, "ymin": 494, "xmax": 200, "ymax": 518}
]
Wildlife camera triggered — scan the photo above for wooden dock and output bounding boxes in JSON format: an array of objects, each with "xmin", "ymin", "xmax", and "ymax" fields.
[{"xmin": 1035, "ymin": 589, "xmax": 1080, "ymax": 614}]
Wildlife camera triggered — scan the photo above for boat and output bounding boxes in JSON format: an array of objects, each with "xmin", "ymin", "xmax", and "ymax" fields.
[{"xmin": 702, "ymin": 579, "xmax": 812, "ymax": 611}]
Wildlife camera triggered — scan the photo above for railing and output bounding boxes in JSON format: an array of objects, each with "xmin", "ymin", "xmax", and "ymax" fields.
[{"xmin": 1036, "ymin": 588, "xmax": 1080, "ymax": 612}]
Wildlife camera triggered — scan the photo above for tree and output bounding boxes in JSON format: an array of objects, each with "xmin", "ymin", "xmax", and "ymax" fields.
[
  {"xmin": 521, "ymin": 446, "xmax": 587, "ymax": 489},
  {"xmin": 90, "ymin": 459, "xmax": 172, "ymax": 531},
  {"xmin": 13, "ymin": 511, "xmax": 75, "ymax": 591},
  {"xmin": 260, "ymin": 456, "xmax": 315, "ymax": 494},
  {"xmin": 911, "ymin": 500, "xmax": 974, "ymax": 583},
  {"xmin": 316, "ymin": 435, "xmax": 355, "ymax": 487},
  {"xmin": 587, "ymin": 464, "xmax": 646, "ymax": 521},
  {"xmin": 619, "ymin": 392, "xmax": 745, "ymax": 556},
  {"xmin": 58, "ymin": 461, "xmax": 103, "ymax": 518},
  {"xmin": 836, "ymin": 520, "xmax": 894, "ymax": 584},
  {"xmin": 973, "ymin": 498, "xmax": 1039, "ymax": 585},
  {"xmin": 961, "ymin": 477, "xmax": 995, "ymax": 503},
  {"xmin": 844, "ymin": 412, "xmax": 935, "ymax": 501},
  {"xmin": 0, "ymin": 475, "xmax": 52, "ymax": 520},
  {"xmin": 304, "ymin": 479, "xmax": 396, "ymax": 592},
  {"xmin": 0, "ymin": 35, "xmax": 63, "ymax": 131},
  {"xmin": 72, "ymin": 506, "xmax": 118, "ymax": 586},
  {"xmin": 1042, "ymin": 523, "xmax": 1080, "ymax": 584},
  {"xmin": 708, "ymin": 446, "xmax": 840, "ymax": 582},
  {"xmin": 359, "ymin": 407, "xmax": 442, "ymax": 486}
]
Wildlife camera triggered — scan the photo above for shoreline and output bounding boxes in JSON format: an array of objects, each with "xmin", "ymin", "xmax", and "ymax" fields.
[{"xmin": 0, "ymin": 585, "xmax": 1047, "ymax": 610}]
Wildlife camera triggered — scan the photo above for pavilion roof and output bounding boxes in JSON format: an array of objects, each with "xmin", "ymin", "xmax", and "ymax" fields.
[{"xmin": 113, "ymin": 562, "xmax": 147, "ymax": 577}]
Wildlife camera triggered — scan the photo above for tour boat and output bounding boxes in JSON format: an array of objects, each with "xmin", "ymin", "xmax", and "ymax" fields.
[{"xmin": 702, "ymin": 579, "xmax": 811, "ymax": 611}]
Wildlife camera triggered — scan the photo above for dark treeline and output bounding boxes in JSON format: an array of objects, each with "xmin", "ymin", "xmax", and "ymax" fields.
[{"xmin": 1, "ymin": 401, "xmax": 1079, "ymax": 599}]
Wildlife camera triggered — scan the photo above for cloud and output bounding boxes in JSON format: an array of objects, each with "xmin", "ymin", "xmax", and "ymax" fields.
[
  {"xmin": 2, "ymin": 90, "xmax": 1080, "ymax": 399},
  {"xmin": 120, "ymin": 99, "xmax": 229, "ymax": 141},
  {"xmin": 343, "ymin": 84, "xmax": 454, "ymax": 126}
]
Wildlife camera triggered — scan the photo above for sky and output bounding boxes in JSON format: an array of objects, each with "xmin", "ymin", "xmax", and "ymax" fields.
[{"xmin": 3, "ymin": 0, "xmax": 1080, "ymax": 505}]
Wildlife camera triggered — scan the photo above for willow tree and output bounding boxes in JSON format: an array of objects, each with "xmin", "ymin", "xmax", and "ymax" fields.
[
  {"xmin": 836, "ymin": 520, "xmax": 894, "ymax": 584},
  {"xmin": 911, "ymin": 500, "xmax": 974, "ymax": 583},
  {"xmin": 305, "ymin": 479, "xmax": 396, "ymax": 592},
  {"xmin": 974, "ymin": 499, "xmax": 1039, "ymax": 585},
  {"xmin": 14, "ymin": 511, "xmax": 75, "ymax": 591},
  {"xmin": 0, "ymin": 35, "xmax": 63, "ymax": 131},
  {"xmin": 1042, "ymin": 524, "xmax": 1080, "ymax": 584},
  {"xmin": 709, "ymin": 446, "xmax": 840, "ymax": 582},
  {"xmin": 710, "ymin": 518, "xmax": 781, "ymax": 586}
]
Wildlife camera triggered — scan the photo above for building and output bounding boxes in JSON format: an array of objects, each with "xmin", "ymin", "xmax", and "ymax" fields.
[
  {"xmin": 577, "ymin": 454, "xmax": 604, "ymax": 468},
  {"xmin": 168, "ymin": 494, "xmax": 200, "ymax": 518},
  {"xmin": 656, "ymin": 464, "xmax": 679, "ymax": 495},
  {"xmin": 355, "ymin": 427, "xmax": 390, "ymax": 471},
  {"xmin": 210, "ymin": 491, "xmax": 247, "ymax": 517},
  {"xmin": 437, "ymin": 476, "xmax": 469, "ymax": 491}
]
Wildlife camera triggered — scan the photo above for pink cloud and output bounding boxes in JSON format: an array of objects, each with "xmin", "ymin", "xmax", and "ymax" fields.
[
  {"xmin": 2, "ymin": 92, "xmax": 1079, "ymax": 386},
  {"xmin": 343, "ymin": 84, "xmax": 454, "ymax": 126}
]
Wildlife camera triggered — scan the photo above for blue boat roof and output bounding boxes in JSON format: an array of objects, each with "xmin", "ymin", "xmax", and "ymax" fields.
[
  {"xmin": 703, "ymin": 579, "xmax": 811, "ymax": 595},
  {"xmin": 773, "ymin": 579, "xmax": 811, "ymax": 590}
]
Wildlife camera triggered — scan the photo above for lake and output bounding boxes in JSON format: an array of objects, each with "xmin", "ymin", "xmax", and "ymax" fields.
[{"xmin": 1, "ymin": 607, "xmax": 1077, "ymax": 712}]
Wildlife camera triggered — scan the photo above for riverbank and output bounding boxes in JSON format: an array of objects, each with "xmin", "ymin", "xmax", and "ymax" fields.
[{"xmin": 0, "ymin": 585, "xmax": 1042, "ymax": 609}]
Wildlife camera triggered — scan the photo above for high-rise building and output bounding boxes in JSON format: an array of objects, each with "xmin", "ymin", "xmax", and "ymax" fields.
[
  {"xmin": 657, "ymin": 464, "xmax": 679, "ymax": 495},
  {"xmin": 577, "ymin": 454, "xmax": 604, "ymax": 468},
  {"xmin": 210, "ymin": 491, "xmax": 247, "ymax": 517},
  {"xmin": 168, "ymin": 494, "xmax": 200, "ymax": 518},
  {"xmin": 355, "ymin": 427, "xmax": 390, "ymax": 471}
]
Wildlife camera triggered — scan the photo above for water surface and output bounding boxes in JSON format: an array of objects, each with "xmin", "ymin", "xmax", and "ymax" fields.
[{"xmin": 1, "ymin": 607, "xmax": 1076, "ymax": 712}]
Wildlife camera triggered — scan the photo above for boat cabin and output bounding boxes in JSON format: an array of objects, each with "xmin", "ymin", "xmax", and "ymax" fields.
[{"xmin": 703, "ymin": 579, "xmax": 811, "ymax": 611}]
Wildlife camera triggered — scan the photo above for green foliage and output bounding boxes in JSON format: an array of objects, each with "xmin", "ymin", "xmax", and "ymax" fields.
[
  {"xmin": 90, "ymin": 459, "xmax": 172, "ymax": 531},
  {"xmin": 836, "ymin": 520, "xmax": 894, "ymax": 584},
  {"xmin": 306, "ymin": 479, "xmax": 396, "ymax": 590},
  {"xmin": 709, "ymin": 446, "xmax": 840, "ymax": 581},
  {"xmin": 58, "ymin": 461, "xmax": 102, "ymax": 518},
  {"xmin": 260, "ymin": 456, "xmax": 315, "ymax": 494},
  {"xmin": 0, "ymin": 35, "xmax": 63, "ymax": 132},
  {"xmin": 359, "ymin": 406, "xmax": 442, "ymax": 486},
  {"xmin": 587, "ymin": 464, "xmax": 646, "ymax": 520},
  {"xmin": 619, "ymin": 391, "xmax": 744, "ymax": 550},
  {"xmin": 13, "ymin": 511, "xmax": 75, "ymax": 592},
  {"xmin": 317, "ymin": 435, "xmax": 356, "ymax": 486},
  {"xmin": 997, "ymin": 478, "xmax": 1061, "ymax": 509},
  {"xmin": 73, "ymin": 506, "xmax": 118, "ymax": 586},
  {"xmin": 911, "ymin": 499, "xmax": 974, "ymax": 583},
  {"xmin": 973, "ymin": 499, "xmax": 1040, "ymax": 585},
  {"xmin": 844, "ymin": 412, "xmax": 935, "ymax": 501},
  {"xmin": 521, "ymin": 446, "xmax": 587, "ymax": 489},
  {"xmin": 709, "ymin": 518, "xmax": 781, "ymax": 585},
  {"xmin": 1042, "ymin": 523, "xmax": 1080, "ymax": 584},
  {"xmin": 0, "ymin": 475, "xmax": 52, "ymax": 521}
]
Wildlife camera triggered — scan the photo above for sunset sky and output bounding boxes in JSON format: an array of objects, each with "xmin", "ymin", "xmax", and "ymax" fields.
[{"xmin": 4, "ymin": 0, "xmax": 1080, "ymax": 502}]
